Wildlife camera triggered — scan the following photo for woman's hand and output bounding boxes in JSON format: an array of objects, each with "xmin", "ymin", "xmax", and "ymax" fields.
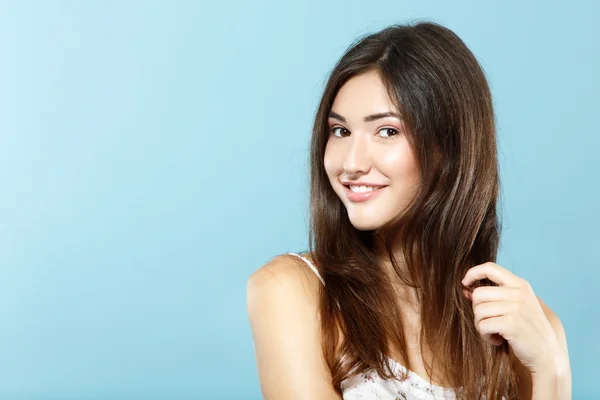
[{"xmin": 461, "ymin": 262, "xmax": 567, "ymax": 376}]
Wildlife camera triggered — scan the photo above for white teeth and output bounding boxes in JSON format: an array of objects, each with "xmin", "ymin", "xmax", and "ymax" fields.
[{"xmin": 349, "ymin": 185, "xmax": 380, "ymax": 193}]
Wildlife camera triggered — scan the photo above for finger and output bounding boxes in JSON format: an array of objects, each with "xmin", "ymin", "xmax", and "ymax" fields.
[
  {"xmin": 462, "ymin": 262, "xmax": 522, "ymax": 288},
  {"xmin": 470, "ymin": 286, "xmax": 521, "ymax": 308},
  {"xmin": 477, "ymin": 314, "xmax": 513, "ymax": 345},
  {"xmin": 473, "ymin": 301, "xmax": 516, "ymax": 329}
]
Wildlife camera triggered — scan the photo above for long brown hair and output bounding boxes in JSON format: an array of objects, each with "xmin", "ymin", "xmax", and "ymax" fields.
[{"xmin": 304, "ymin": 21, "xmax": 518, "ymax": 398}]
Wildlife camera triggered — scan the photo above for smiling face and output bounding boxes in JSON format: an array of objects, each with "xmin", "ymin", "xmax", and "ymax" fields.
[{"xmin": 324, "ymin": 70, "xmax": 420, "ymax": 231}]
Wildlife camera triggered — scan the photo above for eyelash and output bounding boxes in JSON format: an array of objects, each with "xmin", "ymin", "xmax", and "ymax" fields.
[{"xmin": 329, "ymin": 126, "xmax": 400, "ymax": 139}]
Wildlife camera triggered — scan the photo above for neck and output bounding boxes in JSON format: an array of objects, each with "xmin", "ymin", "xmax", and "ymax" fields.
[{"xmin": 374, "ymin": 237, "xmax": 421, "ymax": 313}]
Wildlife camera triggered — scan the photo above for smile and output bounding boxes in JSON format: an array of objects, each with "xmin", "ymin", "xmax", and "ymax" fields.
[{"xmin": 343, "ymin": 185, "xmax": 387, "ymax": 202}]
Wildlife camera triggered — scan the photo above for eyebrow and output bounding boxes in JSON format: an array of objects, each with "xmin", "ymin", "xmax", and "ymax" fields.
[{"xmin": 328, "ymin": 110, "xmax": 402, "ymax": 123}]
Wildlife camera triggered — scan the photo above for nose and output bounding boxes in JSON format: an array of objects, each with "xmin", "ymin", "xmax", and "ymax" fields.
[{"xmin": 343, "ymin": 134, "xmax": 371, "ymax": 176}]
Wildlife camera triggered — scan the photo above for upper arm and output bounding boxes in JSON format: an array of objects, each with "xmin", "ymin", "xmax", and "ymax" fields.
[{"xmin": 246, "ymin": 255, "xmax": 341, "ymax": 400}]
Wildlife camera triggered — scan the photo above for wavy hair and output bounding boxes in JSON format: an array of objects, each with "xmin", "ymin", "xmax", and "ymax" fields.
[{"xmin": 304, "ymin": 21, "xmax": 518, "ymax": 399}]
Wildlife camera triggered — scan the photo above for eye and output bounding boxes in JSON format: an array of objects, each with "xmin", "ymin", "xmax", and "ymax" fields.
[
  {"xmin": 378, "ymin": 127, "xmax": 399, "ymax": 138},
  {"xmin": 330, "ymin": 126, "xmax": 350, "ymax": 138}
]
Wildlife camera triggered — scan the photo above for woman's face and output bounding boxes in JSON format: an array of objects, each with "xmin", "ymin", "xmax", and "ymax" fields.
[{"xmin": 324, "ymin": 70, "xmax": 420, "ymax": 231}]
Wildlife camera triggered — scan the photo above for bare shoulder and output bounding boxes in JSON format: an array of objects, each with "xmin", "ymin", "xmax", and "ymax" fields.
[
  {"xmin": 247, "ymin": 253, "xmax": 322, "ymax": 304},
  {"xmin": 246, "ymin": 253, "xmax": 339, "ymax": 399}
]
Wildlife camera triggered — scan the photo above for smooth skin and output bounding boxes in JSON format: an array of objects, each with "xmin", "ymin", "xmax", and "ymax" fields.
[
  {"xmin": 247, "ymin": 256, "xmax": 571, "ymax": 399},
  {"xmin": 247, "ymin": 70, "xmax": 571, "ymax": 399},
  {"xmin": 462, "ymin": 262, "xmax": 571, "ymax": 399},
  {"xmin": 247, "ymin": 255, "xmax": 341, "ymax": 399}
]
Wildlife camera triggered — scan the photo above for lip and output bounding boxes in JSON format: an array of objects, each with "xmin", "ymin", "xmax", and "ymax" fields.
[
  {"xmin": 341, "ymin": 181, "xmax": 387, "ymax": 187},
  {"xmin": 343, "ymin": 184, "xmax": 387, "ymax": 202}
]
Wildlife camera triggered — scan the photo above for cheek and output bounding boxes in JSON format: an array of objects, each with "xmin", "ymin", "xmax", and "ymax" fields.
[
  {"xmin": 323, "ymin": 144, "xmax": 341, "ymax": 177},
  {"xmin": 381, "ymin": 146, "xmax": 418, "ymax": 180}
]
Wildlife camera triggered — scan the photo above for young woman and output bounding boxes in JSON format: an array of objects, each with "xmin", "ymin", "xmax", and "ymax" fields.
[{"xmin": 246, "ymin": 21, "xmax": 571, "ymax": 399}]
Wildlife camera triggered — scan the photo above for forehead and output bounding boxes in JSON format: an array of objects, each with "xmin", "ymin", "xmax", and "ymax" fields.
[{"xmin": 331, "ymin": 70, "xmax": 398, "ymax": 116}]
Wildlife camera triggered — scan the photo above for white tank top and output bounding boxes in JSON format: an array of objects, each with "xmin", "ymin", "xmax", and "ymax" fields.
[{"xmin": 287, "ymin": 252, "xmax": 461, "ymax": 400}]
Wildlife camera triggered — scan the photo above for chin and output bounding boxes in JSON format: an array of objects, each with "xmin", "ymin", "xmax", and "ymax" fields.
[{"xmin": 348, "ymin": 217, "xmax": 384, "ymax": 231}]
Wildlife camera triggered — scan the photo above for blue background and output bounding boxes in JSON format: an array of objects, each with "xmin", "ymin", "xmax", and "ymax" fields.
[{"xmin": 1, "ymin": 1, "xmax": 598, "ymax": 398}]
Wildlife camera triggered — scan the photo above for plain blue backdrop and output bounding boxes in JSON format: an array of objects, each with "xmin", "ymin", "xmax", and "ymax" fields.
[{"xmin": 1, "ymin": 0, "xmax": 598, "ymax": 399}]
